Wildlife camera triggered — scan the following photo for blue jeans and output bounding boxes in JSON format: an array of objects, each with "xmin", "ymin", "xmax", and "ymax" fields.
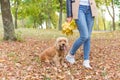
[{"xmin": 70, "ymin": 5, "xmax": 94, "ymax": 60}]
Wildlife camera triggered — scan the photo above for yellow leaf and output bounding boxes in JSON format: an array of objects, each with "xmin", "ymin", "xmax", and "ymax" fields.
[{"xmin": 62, "ymin": 20, "xmax": 77, "ymax": 36}]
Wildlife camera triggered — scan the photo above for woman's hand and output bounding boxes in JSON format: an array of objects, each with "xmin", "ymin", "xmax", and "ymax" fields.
[{"xmin": 66, "ymin": 17, "xmax": 72, "ymax": 23}]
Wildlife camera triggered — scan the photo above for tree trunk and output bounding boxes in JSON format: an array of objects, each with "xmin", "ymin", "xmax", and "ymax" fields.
[
  {"xmin": 58, "ymin": 0, "xmax": 63, "ymax": 30},
  {"xmin": 105, "ymin": 0, "xmax": 116, "ymax": 31},
  {"xmin": 1, "ymin": 0, "xmax": 16, "ymax": 41},
  {"xmin": 33, "ymin": 19, "xmax": 36, "ymax": 28},
  {"xmin": 101, "ymin": 9, "xmax": 106, "ymax": 31},
  {"xmin": 14, "ymin": 0, "xmax": 18, "ymax": 29},
  {"xmin": 112, "ymin": 0, "xmax": 115, "ymax": 30}
]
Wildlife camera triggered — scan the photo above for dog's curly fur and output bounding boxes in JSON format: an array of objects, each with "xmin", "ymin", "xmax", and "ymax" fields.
[{"xmin": 39, "ymin": 37, "xmax": 68, "ymax": 66}]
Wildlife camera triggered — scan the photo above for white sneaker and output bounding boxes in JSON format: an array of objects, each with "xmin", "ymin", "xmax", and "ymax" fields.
[
  {"xmin": 83, "ymin": 60, "xmax": 92, "ymax": 69},
  {"xmin": 66, "ymin": 54, "xmax": 75, "ymax": 64}
]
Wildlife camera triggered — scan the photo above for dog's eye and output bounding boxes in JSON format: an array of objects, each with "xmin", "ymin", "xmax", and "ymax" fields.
[
  {"xmin": 63, "ymin": 40, "xmax": 66, "ymax": 42},
  {"xmin": 59, "ymin": 40, "xmax": 62, "ymax": 42}
]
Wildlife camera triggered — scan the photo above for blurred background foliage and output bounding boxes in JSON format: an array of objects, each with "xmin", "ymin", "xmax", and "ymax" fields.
[{"xmin": 0, "ymin": 0, "xmax": 120, "ymax": 31}]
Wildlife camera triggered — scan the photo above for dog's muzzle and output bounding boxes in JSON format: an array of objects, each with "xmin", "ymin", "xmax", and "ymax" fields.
[{"xmin": 59, "ymin": 44, "xmax": 67, "ymax": 51}]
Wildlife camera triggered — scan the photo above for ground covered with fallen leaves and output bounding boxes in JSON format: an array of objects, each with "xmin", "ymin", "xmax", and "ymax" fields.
[{"xmin": 0, "ymin": 29, "xmax": 120, "ymax": 80}]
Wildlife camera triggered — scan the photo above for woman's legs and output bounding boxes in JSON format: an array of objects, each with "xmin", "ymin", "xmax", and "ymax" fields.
[
  {"xmin": 83, "ymin": 7, "xmax": 94, "ymax": 60},
  {"xmin": 66, "ymin": 8, "xmax": 88, "ymax": 64},
  {"xmin": 66, "ymin": 5, "xmax": 94, "ymax": 68},
  {"xmin": 70, "ymin": 9, "xmax": 89, "ymax": 55}
]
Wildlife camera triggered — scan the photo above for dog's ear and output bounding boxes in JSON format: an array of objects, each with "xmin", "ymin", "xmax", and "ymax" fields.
[
  {"xmin": 55, "ymin": 38, "xmax": 60, "ymax": 50},
  {"xmin": 65, "ymin": 38, "xmax": 68, "ymax": 45}
]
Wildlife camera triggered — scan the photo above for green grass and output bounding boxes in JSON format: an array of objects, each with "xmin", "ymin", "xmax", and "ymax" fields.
[
  {"xmin": 16, "ymin": 28, "xmax": 65, "ymax": 39},
  {"xmin": 0, "ymin": 28, "xmax": 120, "ymax": 41},
  {"xmin": 15, "ymin": 28, "xmax": 80, "ymax": 41},
  {"xmin": 0, "ymin": 28, "xmax": 78, "ymax": 41}
]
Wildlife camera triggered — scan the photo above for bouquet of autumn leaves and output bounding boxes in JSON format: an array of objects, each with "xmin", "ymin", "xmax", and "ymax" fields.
[{"xmin": 62, "ymin": 20, "xmax": 77, "ymax": 36}]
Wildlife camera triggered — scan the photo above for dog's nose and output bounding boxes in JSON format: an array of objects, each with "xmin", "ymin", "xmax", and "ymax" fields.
[{"xmin": 62, "ymin": 44, "xmax": 65, "ymax": 46}]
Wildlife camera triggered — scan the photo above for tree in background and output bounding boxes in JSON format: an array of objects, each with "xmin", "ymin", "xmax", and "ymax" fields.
[
  {"xmin": 10, "ymin": 0, "xmax": 66, "ymax": 29},
  {"xmin": 11, "ymin": 0, "xmax": 21, "ymax": 29},
  {"xmin": 114, "ymin": 0, "xmax": 120, "ymax": 29},
  {"xmin": 104, "ymin": 0, "xmax": 116, "ymax": 31},
  {"xmin": 0, "ymin": 0, "xmax": 16, "ymax": 40},
  {"xmin": 58, "ymin": 0, "xmax": 63, "ymax": 30},
  {"xmin": 95, "ymin": 0, "xmax": 120, "ymax": 31},
  {"xmin": 8, "ymin": 0, "xmax": 119, "ymax": 31}
]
